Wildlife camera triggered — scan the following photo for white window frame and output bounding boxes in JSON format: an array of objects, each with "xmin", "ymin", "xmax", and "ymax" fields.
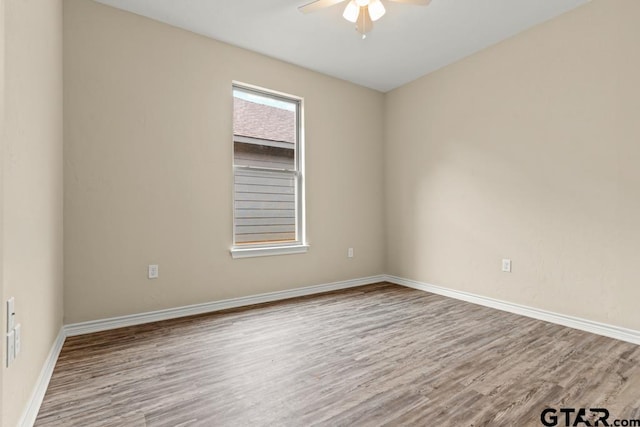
[{"xmin": 230, "ymin": 82, "xmax": 308, "ymax": 259}]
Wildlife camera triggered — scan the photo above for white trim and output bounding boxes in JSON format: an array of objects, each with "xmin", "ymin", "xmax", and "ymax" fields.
[
  {"xmin": 16, "ymin": 274, "xmax": 640, "ymax": 426},
  {"xmin": 232, "ymin": 81, "xmax": 303, "ymax": 103},
  {"xmin": 385, "ymin": 275, "xmax": 640, "ymax": 346},
  {"xmin": 230, "ymin": 243, "xmax": 309, "ymax": 259},
  {"xmin": 231, "ymin": 81, "xmax": 306, "ymax": 252},
  {"xmin": 18, "ymin": 328, "xmax": 66, "ymax": 427},
  {"xmin": 21, "ymin": 276, "xmax": 383, "ymax": 424},
  {"xmin": 65, "ymin": 275, "xmax": 385, "ymax": 336}
]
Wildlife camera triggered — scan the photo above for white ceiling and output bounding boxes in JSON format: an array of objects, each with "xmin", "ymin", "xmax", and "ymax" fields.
[{"xmin": 93, "ymin": 0, "xmax": 589, "ymax": 92}]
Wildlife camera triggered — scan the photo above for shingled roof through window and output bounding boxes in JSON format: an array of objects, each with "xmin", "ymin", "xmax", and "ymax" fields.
[{"xmin": 233, "ymin": 98, "xmax": 295, "ymax": 145}]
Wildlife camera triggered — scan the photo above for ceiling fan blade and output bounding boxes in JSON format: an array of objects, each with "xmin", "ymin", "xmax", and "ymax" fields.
[
  {"xmin": 298, "ymin": 0, "xmax": 348, "ymax": 14},
  {"xmin": 356, "ymin": 6, "xmax": 373, "ymax": 35},
  {"xmin": 387, "ymin": 0, "xmax": 431, "ymax": 5}
]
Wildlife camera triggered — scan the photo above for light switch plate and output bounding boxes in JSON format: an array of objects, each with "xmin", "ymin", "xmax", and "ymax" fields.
[
  {"xmin": 502, "ymin": 259, "xmax": 512, "ymax": 273},
  {"xmin": 7, "ymin": 297, "xmax": 15, "ymax": 332}
]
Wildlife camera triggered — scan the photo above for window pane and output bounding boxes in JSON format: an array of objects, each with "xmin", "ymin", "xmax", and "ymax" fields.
[
  {"xmin": 232, "ymin": 85, "xmax": 302, "ymax": 248},
  {"xmin": 233, "ymin": 88, "xmax": 297, "ymax": 170},
  {"xmin": 234, "ymin": 169, "xmax": 296, "ymax": 245}
]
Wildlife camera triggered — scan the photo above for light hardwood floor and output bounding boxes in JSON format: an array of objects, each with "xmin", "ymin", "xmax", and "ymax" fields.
[{"xmin": 35, "ymin": 283, "xmax": 640, "ymax": 426}]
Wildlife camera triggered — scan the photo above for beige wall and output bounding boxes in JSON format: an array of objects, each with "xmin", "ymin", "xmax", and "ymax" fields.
[
  {"xmin": 63, "ymin": 0, "xmax": 385, "ymax": 324},
  {"xmin": 1, "ymin": 0, "xmax": 637, "ymax": 423},
  {"xmin": 2, "ymin": 0, "xmax": 64, "ymax": 425},
  {"xmin": 385, "ymin": 0, "xmax": 640, "ymax": 331}
]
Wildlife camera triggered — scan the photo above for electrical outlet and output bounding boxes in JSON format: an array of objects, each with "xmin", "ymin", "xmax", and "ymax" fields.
[
  {"xmin": 348, "ymin": 248, "xmax": 354, "ymax": 258},
  {"xmin": 7, "ymin": 297, "xmax": 15, "ymax": 332},
  {"xmin": 148, "ymin": 264, "xmax": 159, "ymax": 279},
  {"xmin": 14, "ymin": 324, "xmax": 21, "ymax": 357},
  {"xmin": 502, "ymin": 259, "xmax": 512, "ymax": 273},
  {"xmin": 6, "ymin": 330, "xmax": 15, "ymax": 366}
]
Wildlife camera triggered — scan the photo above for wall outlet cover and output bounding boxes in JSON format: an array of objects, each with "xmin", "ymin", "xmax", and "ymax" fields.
[{"xmin": 148, "ymin": 264, "xmax": 159, "ymax": 279}]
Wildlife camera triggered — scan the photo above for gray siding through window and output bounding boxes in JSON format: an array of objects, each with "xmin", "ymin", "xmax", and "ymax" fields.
[{"xmin": 234, "ymin": 168, "xmax": 296, "ymax": 244}]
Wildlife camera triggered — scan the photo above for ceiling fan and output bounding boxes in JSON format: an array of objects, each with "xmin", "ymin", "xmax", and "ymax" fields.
[{"xmin": 299, "ymin": 0, "xmax": 432, "ymax": 38}]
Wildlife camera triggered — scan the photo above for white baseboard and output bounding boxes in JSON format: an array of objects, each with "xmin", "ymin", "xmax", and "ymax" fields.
[
  {"xmin": 385, "ymin": 274, "xmax": 640, "ymax": 346},
  {"xmin": 65, "ymin": 275, "xmax": 387, "ymax": 336},
  {"xmin": 19, "ymin": 327, "xmax": 66, "ymax": 427},
  {"xmin": 20, "ymin": 276, "xmax": 385, "ymax": 426},
  {"xmin": 21, "ymin": 274, "xmax": 638, "ymax": 427}
]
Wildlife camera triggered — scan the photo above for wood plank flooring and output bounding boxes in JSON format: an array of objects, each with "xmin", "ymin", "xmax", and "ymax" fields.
[{"xmin": 35, "ymin": 283, "xmax": 640, "ymax": 426}]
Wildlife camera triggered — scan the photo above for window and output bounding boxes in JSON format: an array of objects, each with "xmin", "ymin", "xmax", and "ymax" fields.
[{"xmin": 230, "ymin": 83, "xmax": 307, "ymax": 258}]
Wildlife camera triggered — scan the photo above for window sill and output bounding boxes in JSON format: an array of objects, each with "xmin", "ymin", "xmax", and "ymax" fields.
[{"xmin": 230, "ymin": 244, "xmax": 309, "ymax": 259}]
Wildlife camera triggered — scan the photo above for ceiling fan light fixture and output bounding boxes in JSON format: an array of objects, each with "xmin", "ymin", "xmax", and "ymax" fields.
[
  {"xmin": 300, "ymin": 0, "xmax": 432, "ymax": 39},
  {"xmin": 343, "ymin": 0, "xmax": 360, "ymax": 23},
  {"xmin": 368, "ymin": 0, "xmax": 385, "ymax": 21}
]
